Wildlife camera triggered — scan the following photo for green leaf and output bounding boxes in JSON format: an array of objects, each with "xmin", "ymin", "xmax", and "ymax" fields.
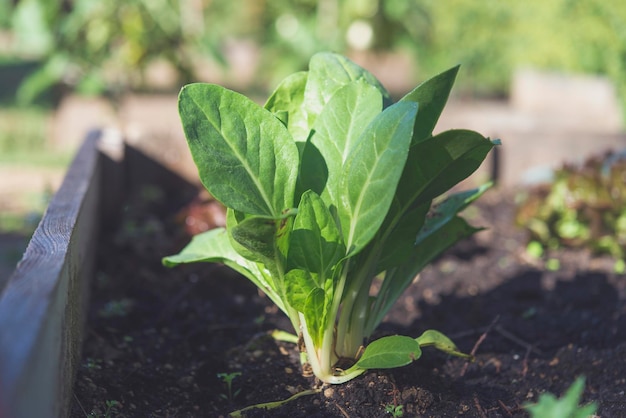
[
  {"xmin": 370, "ymin": 201, "xmax": 431, "ymax": 274},
  {"xmin": 415, "ymin": 183, "xmax": 491, "ymax": 246},
  {"xmin": 355, "ymin": 335, "xmax": 421, "ymax": 369},
  {"xmin": 394, "ymin": 129, "xmax": 496, "ymax": 214},
  {"xmin": 338, "ymin": 101, "xmax": 418, "ymax": 255},
  {"xmin": 307, "ymin": 80, "xmax": 383, "ymax": 207},
  {"xmin": 264, "ymin": 71, "xmax": 310, "ymax": 143},
  {"xmin": 162, "ymin": 228, "xmax": 282, "ymax": 310},
  {"xmin": 525, "ymin": 377, "xmax": 597, "ymax": 418},
  {"xmin": 284, "ymin": 269, "xmax": 318, "ymax": 312},
  {"xmin": 288, "ymin": 190, "xmax": 346, "ymax": 278},
  {"xmin": 416, "ymin": 330, "xmax": 472, "ymax": 359},
  {"xmin": 369, "ymin": 217, "xmax": 481, "ymax": 330},
  {"xmin": 230, "ymin": 215, "xmax": 279, "ymax": 261},
  {"xmin": 405, "ymin": 216, "xmax": 481, "ymax": 280},
  {"xmin": 400, "ymin": 65, "xmax": 460, "ymax": 143},
  {"xmin": 178, "ymin": 83, "xmax": 299, "ymax": 217},
  {"xmin": 162, "ymin": 227, "xmax": 248, "ymax": 270},
  {"xmin": 304, "ymin": 287, "xmax": 327, "ymax": 345},
  {"xmin": 304, "ymin": 52, "xmax": 390, "ymax": 126},
  {"xmin": 297, "ymin": 136, "xmax": 328, "ymax": 199}
]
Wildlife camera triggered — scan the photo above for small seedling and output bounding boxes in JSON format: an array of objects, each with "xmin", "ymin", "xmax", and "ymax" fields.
[
  {"xmin": 88, "ymin": 400, "xmax": 121, "ymax": 418},
  {"xmin": 165, "ymin": 52, "xmax": 497, "ymax": 383},
  {"xmin": 525, "ymin": 376, "xmax": 597, "ymax": 418},
  {"xmin": 385, "ymin": 404, "xmax": 404, "ymax": 417},
  {"xmin": 217, "ymin": 372, "xmax": 242, "ymax": 402},
  {"xmin": 98, "ymin": 298, "xmax": 134, "ymax": 318}
]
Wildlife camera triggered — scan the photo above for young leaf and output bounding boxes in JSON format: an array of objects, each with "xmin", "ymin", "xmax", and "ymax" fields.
[
  {"xmin": 355, "ymin": 335, "xmax": 422, "ymax": 369},
  {"xmin": 288, "ymin": 190, "xmax": 346, "ymax": 277},
  {"xmin": 338, "ymin": 101, "xmax": 418, "ymax": 255},
  {"xmin": 304, "ymin": 52, "xmax": 390, "ymax": 126},
  {"xmin": 297, "ymin": 136, "xmax": 328, "ymax": 199},
  {"xmin": 400, "ymin": 65, "xmax": 460, "ymax": 143},
  {"xmin": 307, "ymin": 80, "xmax": 383, "ymax": 207},
  {"xmin": 230, "ymin": 215, "xmax": 280, "ymax": 261},
  {"xmin": 416, "ymin": 330, "xmax": 472, "ymax": 359},
  {"xmin": 264, "ymin": 71, "xmax": 310, "ymax": 143},
  {"xmin": 304, "ymin": 287, "xmax": 328, "ymax": 345},
  {"xmin": 284, "ymin": 269, "xmax": 318, "ymax": 312},
  {"xmin": 525, "ymin": 377, "xmax": 597, "ymax": 418},
  {"xmin": 178, "ymin": 83, "xmax": 299, "ymax": 217}
]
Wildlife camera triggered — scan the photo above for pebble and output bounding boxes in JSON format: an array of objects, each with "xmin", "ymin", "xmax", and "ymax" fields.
[{"xmin": 178, "ymin": 376, "xmax": 194, "ymax": 388}]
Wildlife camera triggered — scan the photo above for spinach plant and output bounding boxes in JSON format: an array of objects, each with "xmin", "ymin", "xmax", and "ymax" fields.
[{"xmin": 164, "ymin": 52, "xmax": 498, "ymax": 384}]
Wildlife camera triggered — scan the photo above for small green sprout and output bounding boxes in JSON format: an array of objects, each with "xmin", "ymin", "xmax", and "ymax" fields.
[
  {"xmin": 545, "ymin": 258, "xmax": 561, "ymax": 271},
  {"xmin": 88, "ymin": 400, "xmax": 121, "ymax": 418},
  {"xmin": 217, "ymin": 372, "xmax": 242, "ymax": 402},
  {"xmin": 385, "ymin": 404, "xmax": 404, "ymax": 417},
  {"xmin": 525, "ymin": 376, "xmax": 597, "ymax": 418}
]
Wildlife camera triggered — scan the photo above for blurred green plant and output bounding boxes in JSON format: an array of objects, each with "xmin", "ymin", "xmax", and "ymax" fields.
[
  {"xmin": 7, "ymin": 0, "xmax": 225, "ymax": 103},
  {"xmin": 0, "ymin": 105, "xmax": 72, "ymax": 166},
  {"xmin": 524, "ymin": 376, "xmax": 597, "ymax": 418},
  {"xmin": 3, "ymin": 0, "xmax": 625, "ymax": 105},
  {"xmin": 516, "ymin": 150, "xmax": 626, "ymax": 261}
]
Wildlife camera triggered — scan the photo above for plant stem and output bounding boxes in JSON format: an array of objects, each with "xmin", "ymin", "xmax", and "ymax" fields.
[{"xmin": 335, "ymin": 246, "xmax": 381, "ymax": 358}]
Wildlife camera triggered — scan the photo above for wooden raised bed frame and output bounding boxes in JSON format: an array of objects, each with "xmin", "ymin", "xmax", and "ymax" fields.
[{"xmin": 0, "ymin": 130, "xmax": 196, "ymax": 418}]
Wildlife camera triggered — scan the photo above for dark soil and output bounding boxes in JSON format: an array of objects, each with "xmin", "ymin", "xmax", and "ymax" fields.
[{"xmin": 71, "ymin": 186, "xmax": 626, "ymax": 418}]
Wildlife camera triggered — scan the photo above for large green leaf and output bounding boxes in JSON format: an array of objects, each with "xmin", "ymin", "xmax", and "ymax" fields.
[
  {"xmin": 162, "ymin": 228, "xmax": 282, "ymax": 309},
  {"xmin": 369, "ymin": 201, "xmax": 431, "ymax": 274},
  {"xmin": 304, "ymin": 52, "xmax": 390, "ymax": 127},
  {"xmin": 355, "ymin": 335, "xmax": 422, "ymax": 369},
  {"xmin": 288, "ymin": 190, "xmax": 346, "ymax": 278},
  {"xmin": 338, "ymin": 101, "xmax": 418, "ymax": 255},
  {"xmin": 415, "ymin": 184, "xmax": 491, "ymax": 246},
  {"xmin": 368, "ymin": 216, "xmax": 481, "ymax": 332},
  {"xmin": 179, "ymin": 83, "xmax": 299, "ymax": 217},
  {"xmin": 264, "ymin": 71, "xmax": 310, "ymax": 143},
  {"xmin": 162, "ymin": 227, "xmax": 251, "ymax": 272},
  {"xmin": 307, "ymin": 80, "xmax": 383, "ymax": 208},
  {"xmin": 400, "ymin": 65, "xmax": 460, "ymax": 144},
  {"xmin": 394, "ymin": 129, "xmax": 496, "ymax": 214}
]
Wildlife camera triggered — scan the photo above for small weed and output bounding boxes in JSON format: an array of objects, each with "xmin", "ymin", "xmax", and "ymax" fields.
[
  {"xmin": 525, "ymin": 376, "xmax": 597, "ymax": 418},
  {"xmin": 83, "ymin": 357, "xmax": 101, "ymax": 370},
  {"xmin": 98, "ymin": 298, "xmax": 134, "ymax": 318},
  {"xmin": 217, "ymin": 372, "xmax": 242, "ymax": 402},
  {"xmin": 87, "ymin": 399, "xmax": 121, "ymax": 418},
  {"xmin": 385, "ymin": 404, "xmax": 404, "ymax": 417}
]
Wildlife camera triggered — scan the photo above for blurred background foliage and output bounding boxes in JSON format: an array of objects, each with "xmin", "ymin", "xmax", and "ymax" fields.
[{"xmin": 0, "ymin": 0, "xmax": 625, "ymax": 103}]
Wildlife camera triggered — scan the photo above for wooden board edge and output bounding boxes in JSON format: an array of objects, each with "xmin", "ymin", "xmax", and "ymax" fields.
[{"xmin": 0, "ymin": 130, "xmax": 105, "ymax": 418}]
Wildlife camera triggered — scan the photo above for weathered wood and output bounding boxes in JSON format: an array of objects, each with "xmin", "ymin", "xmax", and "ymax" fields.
[
  {"xmin": 0, "ymin": 130, "xmax": 103, "ymax": 418},
  {"xmin": 0, "ymin": 128, "xmax": 199, "ymax": 417}
]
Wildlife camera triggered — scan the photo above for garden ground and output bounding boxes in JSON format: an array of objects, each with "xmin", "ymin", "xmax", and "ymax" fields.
[{"xmin": 70, "ymin": 183, "xmax": 626, "ymax": 417}]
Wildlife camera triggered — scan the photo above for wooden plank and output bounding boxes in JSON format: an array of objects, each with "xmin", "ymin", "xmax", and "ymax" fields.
[{"xmin": 0, "ymin": 130, "xmax": 104, "ymax": 418}]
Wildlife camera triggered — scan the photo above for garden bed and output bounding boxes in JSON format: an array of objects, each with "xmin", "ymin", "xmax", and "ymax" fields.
[{"xmin": 63, "ymin": 137, "xmax": 626, "ymax": 417}]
